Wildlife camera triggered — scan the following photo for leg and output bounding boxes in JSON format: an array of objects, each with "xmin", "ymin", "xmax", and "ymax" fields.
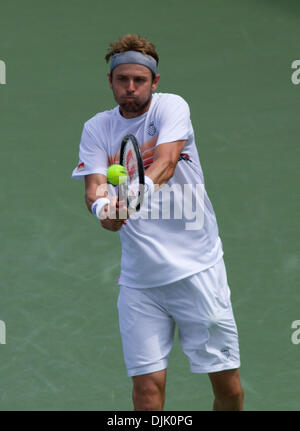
[
  {"xmin": 117, "ymin": 286, "xmax": 175, "ymax": 410},
  {"xmin": 208, "ymin": 368, "xmax": 244, "ymax": 411},
  {"xmin": 132, "ymin": 369, "xmax": 167, "ymax": 411}
]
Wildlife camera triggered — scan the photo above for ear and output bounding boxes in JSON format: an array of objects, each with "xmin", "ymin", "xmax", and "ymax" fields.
[
  {"xmin": 151, "ymin": 74, "xmax": 160, "ymax": 91},
  {"xmin": 107, "ymin": 73, "xmax": 113, "ymax": 89}
]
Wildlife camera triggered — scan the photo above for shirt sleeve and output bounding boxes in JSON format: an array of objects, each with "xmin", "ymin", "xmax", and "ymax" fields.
[
  {"xmin": 156, "ymin": 94, "xmax": 192, "ymax": 146},
  {"xmin": 71, "ymin": 122, "xmax": 108, "ymax": 180}
]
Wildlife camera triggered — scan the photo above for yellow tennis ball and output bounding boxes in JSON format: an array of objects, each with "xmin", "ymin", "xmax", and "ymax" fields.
[{"xmin": 107, "ymin": 164, "xmax": 128, "ymax": 186}]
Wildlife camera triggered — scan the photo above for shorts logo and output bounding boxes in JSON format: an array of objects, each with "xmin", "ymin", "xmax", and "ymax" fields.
[
  {"xmin": 77, "ymin": 162, "xmax": 85, "ymax": 171},
  {"xmin": 147, "ymin": 121, "xmax": 157, "ymax": 136},
  {"xmin": 221, "ymin": 347, "xmax": 231, "ymax": 359}
]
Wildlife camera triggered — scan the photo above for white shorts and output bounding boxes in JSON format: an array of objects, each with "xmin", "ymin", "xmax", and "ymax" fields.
[{"xmin": 117, "ymin": 258, "xmax": 241, "ymax": 377}]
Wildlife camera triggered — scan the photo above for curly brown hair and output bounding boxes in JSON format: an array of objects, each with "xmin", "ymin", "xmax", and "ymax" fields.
[{"xmin": 105, "ymin": 34, "xmax": 159, "ymax": 64}]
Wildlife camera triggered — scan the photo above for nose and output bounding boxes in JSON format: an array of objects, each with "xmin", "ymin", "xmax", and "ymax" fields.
[{"xmin": 127, "ymin": 79, "xmax": 136, "ymax": 93}]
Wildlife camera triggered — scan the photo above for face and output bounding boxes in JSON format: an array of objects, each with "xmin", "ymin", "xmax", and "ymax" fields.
[{"xmin": 108, "ymin": 64, "xmax": 160, "ymax": 118}]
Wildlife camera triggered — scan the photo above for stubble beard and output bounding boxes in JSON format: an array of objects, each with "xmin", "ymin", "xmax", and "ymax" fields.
[{"xmin": 119, "ymin": 94, "xmax": 152, "ymax": 116}]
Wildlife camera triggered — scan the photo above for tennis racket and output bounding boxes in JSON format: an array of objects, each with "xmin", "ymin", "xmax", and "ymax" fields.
[{"xmin": 119, "ymin": 134, "xmax": 145, "ymax": 213}]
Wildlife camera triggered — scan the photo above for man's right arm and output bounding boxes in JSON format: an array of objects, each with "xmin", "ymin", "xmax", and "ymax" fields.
[{"xmin": 84, "ymin": 173, "xmax": 108, "ymax": 211}]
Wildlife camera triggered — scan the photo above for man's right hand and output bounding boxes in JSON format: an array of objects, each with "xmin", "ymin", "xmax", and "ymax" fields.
[{"xmin": 100, "ymin": 196, "xmax": 128, "ymax": 232}]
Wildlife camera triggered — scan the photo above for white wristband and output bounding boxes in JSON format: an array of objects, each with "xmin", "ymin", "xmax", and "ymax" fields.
[
  {"xmin": 91, "ymin": 197, "xmax": 110, "ymax": 219},
  {"xmin": 144, "ymin": 175, "xmax": 155, "ymax": 195},
  {"xmin": 127, "ymin": 176, "xmax": 155, "ymax": 199}
]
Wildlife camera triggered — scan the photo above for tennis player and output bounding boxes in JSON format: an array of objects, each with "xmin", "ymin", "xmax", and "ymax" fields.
[{"xmin": 72, "ymin": 34, "xmax": 244, "ymax": 411}]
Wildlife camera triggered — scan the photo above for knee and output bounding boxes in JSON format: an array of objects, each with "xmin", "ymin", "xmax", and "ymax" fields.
[
  {"xmin": 133, "ymin": 381, "xmax": 164, "ymax": 411},
  {"xmin": 216, "ymin": 385, "xmax": 244, "ymax": 406},
  {"xmin": 221, "ymin": 385, "xmax": 244, "ymax": 401}
]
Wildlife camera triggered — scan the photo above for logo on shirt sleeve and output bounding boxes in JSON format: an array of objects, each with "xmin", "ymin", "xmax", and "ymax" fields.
[
  {"xmin": 147, "ymin": 121, "xmax": 157, "ymax": 136},
  {"xmin": 178, "ymin": 153, "xmax": 192, "ymax": 163},
  {"xmin": 77, "ymin": 162, "xmax": 85, "ymax": 171}
]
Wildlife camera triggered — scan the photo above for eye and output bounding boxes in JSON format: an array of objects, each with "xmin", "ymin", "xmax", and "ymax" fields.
[{"xmin": 135, "ymin": 77, "xmax": 146, "ymax": 83}]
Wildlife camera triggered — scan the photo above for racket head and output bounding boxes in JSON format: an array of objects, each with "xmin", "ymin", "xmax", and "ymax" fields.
[{"xmin": 119, "ymin": 134, "xmax": 145, "ymax": 212}]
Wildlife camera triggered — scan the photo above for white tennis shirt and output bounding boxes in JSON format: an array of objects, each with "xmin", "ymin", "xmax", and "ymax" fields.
[{"xmin": 72, "ymin": 93, "xmax": 223, "ymax": 288}]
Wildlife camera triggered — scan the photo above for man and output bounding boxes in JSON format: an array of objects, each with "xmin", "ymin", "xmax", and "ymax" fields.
[{"xmin": 72, "ymin": 34, "xmax": 244, "ymax": 411}]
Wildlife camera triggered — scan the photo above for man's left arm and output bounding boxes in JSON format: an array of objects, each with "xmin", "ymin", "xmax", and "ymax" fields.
[{"xmin": 145, "ymin": 140, "xmax": 187, "ymax": 189}]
